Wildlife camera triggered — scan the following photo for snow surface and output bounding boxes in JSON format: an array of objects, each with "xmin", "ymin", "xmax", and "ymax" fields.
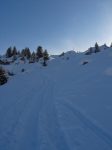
[{"xmin": 0, "ymin": 47, "xmax": 112, "ymax": 150}]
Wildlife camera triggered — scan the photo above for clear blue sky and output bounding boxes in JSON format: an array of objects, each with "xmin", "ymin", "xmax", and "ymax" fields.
[{"xmin": 0, "ymin": 0, "xmax": 112, "ymax": 54}]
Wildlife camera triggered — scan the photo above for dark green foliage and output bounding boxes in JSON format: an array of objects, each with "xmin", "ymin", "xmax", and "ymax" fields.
[
  {"xmin": 43, "ymin": 50, "xmax": 49, "ymax": 61},
  {"xmin": 21, "ymin": 49, "xmax": 25, "ymax": 57},
  {"xmin": 36, "ymin": 46, "xmax": 43, "ymax": 58},
  {"xmin": 20, "ymin": 48, "xmax": 31, "ymax": 59},
  {"xmin": 25, "ymin": 48, "xmax": 31, "ymax": 59},
  {"xmin": 4, "ymin": 45, "xmax": 49, "ymax": 65},
  {"xmin": 29, "ymin": 52, "xmax": 36, "ymax": 63},
  {"xmin": 42, "ymin": 50, "xmax": 49, "ymax": 66},
  {"xmin": 12, "ymin": 46, "xmax": 17, "ymax": 56},
  {"xmin": 0, "ymin": 67, "xmax": 8, "ymax": 85},
  {"xmin": 6, "ymin": 47, "xmax": 12, "ymax": 58},
  {"xmin": 95, "ymin": 42, "xmax": 100, "ymax": 53}
]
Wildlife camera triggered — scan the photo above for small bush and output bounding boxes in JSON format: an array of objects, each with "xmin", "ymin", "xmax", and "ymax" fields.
[
  {"xmin": 21, "ymin": 68, "xmax": 25, "ymax": 72},
  {"xmin": 0, "ymin": 67, "xmax": 8, "ymax": 85},
  {"xmin": 82, "ymin": 61, "xmax": 88, "ymax": 65},
  {"xmin": 8, "ymin": 71, "xmax": 15, "ymax": 76}
]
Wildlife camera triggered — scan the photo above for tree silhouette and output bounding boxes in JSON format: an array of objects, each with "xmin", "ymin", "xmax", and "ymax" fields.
[
  {"xmin": 6, "ymin": 47, "xmax": 12, "ymax": 58},
  {"xmin": 36, "ymin": 46, "xmax": 43, "ymax": 58},
  {"xmin": 95, "ymin": 42, "xmax": 100, "ymax": 53}
]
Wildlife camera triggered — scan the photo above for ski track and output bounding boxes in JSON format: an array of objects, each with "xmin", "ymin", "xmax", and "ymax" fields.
[
  {"xmin": 37, "ymin": 78, "xmax": 70, "ymax": 150},
  {"xmin": 0, "ymin": 71, "xmax": 45, "ymax": 149},
  {"xmin": 8, "ymin": 77, "xmax": 48, "ymax": 150},
  {"xmin": 0, "ymin": 73, "xmax": 71, "ymax": 150},
  {"xmin": 61, "ymin": 100, "xmax": 112, "ymax": 149},
  {"xmin": 0, "ymin": 80, "xmax": 44, "ymax": 149}
]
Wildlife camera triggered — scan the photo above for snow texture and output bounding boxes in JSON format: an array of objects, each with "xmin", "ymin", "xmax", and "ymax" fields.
[{"xmin": 0, "ymin": 47, "xmax": 112, "ymax": 150}]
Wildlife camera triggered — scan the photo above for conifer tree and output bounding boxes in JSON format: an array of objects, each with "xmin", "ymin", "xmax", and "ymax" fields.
[
  {"xmin": 95, "ymin": 42, "xmax": 100, "ymax": 53},
  {"xmin": 6, "ymin": 47, "xmax": 12, "ymax": 58},
  {"xmin": 12, "ymin": 46, "xmax": 17, "ymax": 56},
  {"xmin": 43, "ymin": 50, "xmax": 49, "ymax": 66},
  {"xmin": 43, "ymin": 50, "xmax": 49, "ymax": 61},
  {"xmin": 25, "ymin": 48, "xmax": 31, "ymax": 59},
  {"xmin": 36, "ymin": 46, "xmax": 43, "ymax": 58},
  {"xmin": 21, "ymin": 49, "xmax": 25, "ymax": 57},
  {"xmin": 31, "ymin": 52, "xmax": 36, "ymax": 62}
]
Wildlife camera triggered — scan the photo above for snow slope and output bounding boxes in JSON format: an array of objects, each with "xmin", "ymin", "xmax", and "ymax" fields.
[{"xmin": 0, "ymin": 47, "xmax": 112, "ymax": 150}]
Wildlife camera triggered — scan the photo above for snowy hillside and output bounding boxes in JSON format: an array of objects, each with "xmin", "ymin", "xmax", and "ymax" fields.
[{"xmin": 0, "ymin": 46, "xmax": 112, "ymax": 150}]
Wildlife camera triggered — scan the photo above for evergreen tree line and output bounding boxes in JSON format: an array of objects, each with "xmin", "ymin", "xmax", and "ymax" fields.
[
  {"xmin": 85, "ymin": 42, "xmax": 112, "ymax": 55},
  {"xmin": 5, "ymin": 46, "xmax": 49, "ymax": 65}
]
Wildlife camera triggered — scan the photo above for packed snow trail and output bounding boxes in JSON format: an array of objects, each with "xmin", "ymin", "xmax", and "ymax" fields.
[
  {"xmin": 0, "ymin": 70, "xmax": 46, "ymax": 150},
  {"xmin": 0, "ymin": 67, "xmax": 112, "ymax": 150},
  {"xmin": 0, "ymin": 70, "xmax": 70, "ymax": 150}
]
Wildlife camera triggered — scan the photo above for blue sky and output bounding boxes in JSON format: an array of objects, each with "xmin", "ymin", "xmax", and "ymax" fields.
[{"xmin": 0, "ymin": 0, "xmax": 112, "ymax": 54}]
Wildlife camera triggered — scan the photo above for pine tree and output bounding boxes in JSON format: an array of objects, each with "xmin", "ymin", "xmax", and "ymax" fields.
[
  {"xmin": 25, "ymin": 48, "xmax": 31, "ymax": 59},
  {"xmin": 94, "ymin": 42, "xmax": 100, "ymax": 53},
  {"xmin": 12, "ymin": 46, "xmax": 17, "ymax": 56},
  {"xmin": 30, "ymin": 52, "xmax": 36, "ymax": 63},
  {"xmin": 21, "ymin": 49, "xmax": 25, "ymax": 57},
  {"xmin": 36, "ymin": 46, "xmax": 43, "ymax": 58},
  {"xmin": 6, "ymin": 47, "xmax": 12, "ymax": 58},
  {"xmin": 43, "ymin": 50, "xmax": 49, "ymax": 66},
  {"xmin": 43, "ymin": 50, "xmax": 49, "ymax": 61},
  {"xmin": 12, "ymin": 46, "xmax": 18, "ymax": 61},
  {"xmin": 20, "ymin": 49, "xmax": 26, "ymax": 63}
]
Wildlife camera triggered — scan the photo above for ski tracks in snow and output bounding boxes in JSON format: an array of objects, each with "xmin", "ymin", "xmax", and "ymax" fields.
[
  {"xmin": 0, "ymin": 73, "xmax": 46, "ymax": 150},
  {"xmin": 37, "ymin": 77, "xmax": 70, "ymax": 150},
  {"xmin": 55, "ymin": 97, "xmax": 112, "ymax": 150},
  {"xmin": 1, "ymin": 69, "xmax": 112, "ymax": 150},
  {"xmin": 0, "ymin": 72, "xmax": 70, "ymax": 150}
]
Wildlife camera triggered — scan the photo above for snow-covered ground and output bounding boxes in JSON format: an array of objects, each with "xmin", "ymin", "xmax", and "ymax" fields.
[{"xmin": 0, "ymin": 47, "xmax": 112, "ymax": 150}]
